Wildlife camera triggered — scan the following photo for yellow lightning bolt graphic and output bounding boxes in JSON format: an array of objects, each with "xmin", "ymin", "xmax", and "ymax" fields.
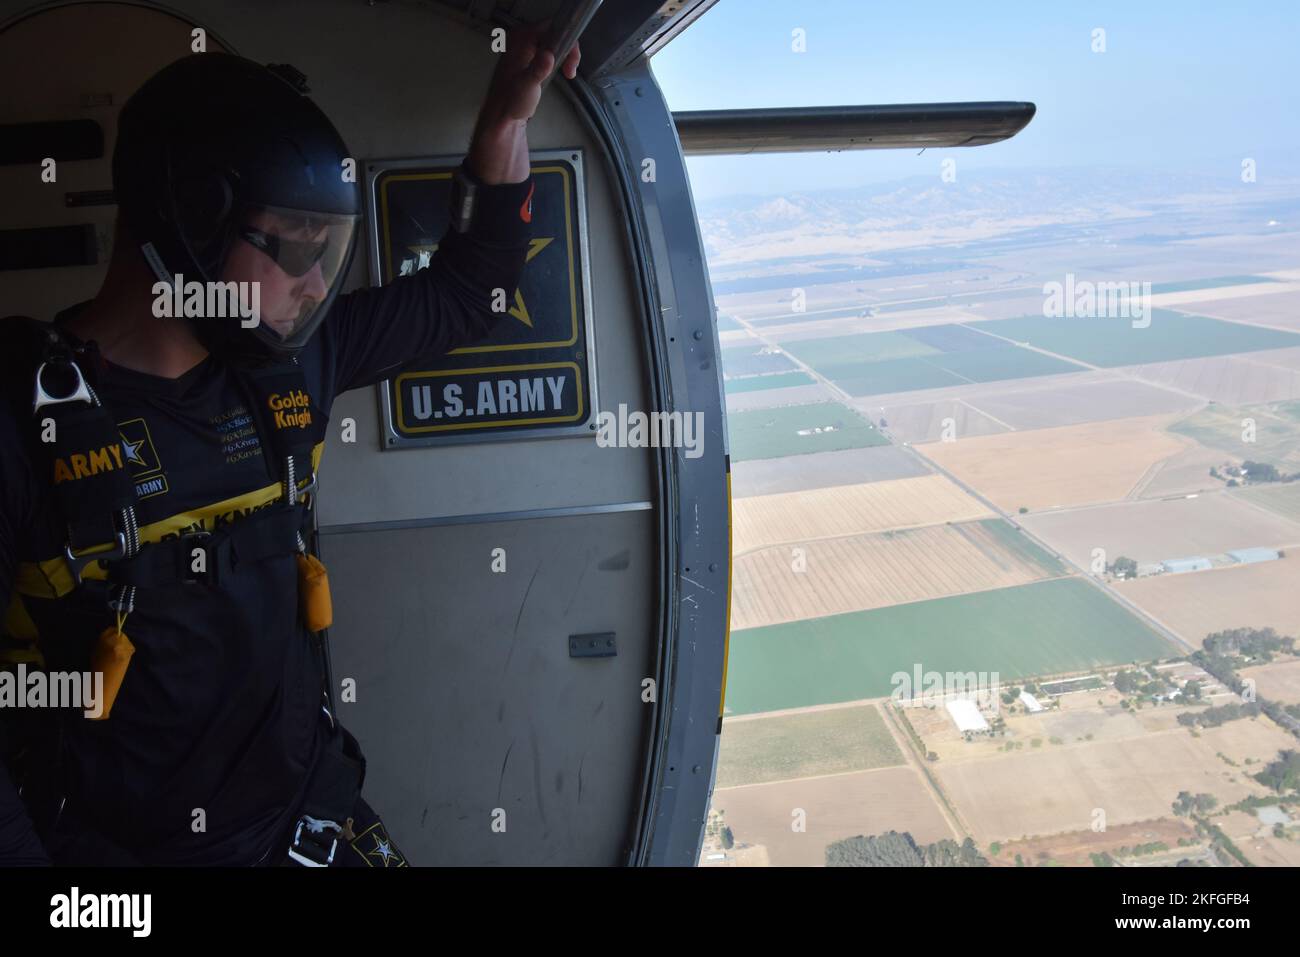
[{"xmin": 405, "ymin": 237, "xmax": 554, "ymax": 331}]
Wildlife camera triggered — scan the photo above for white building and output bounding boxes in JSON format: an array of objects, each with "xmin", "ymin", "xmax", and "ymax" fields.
[{"xmin": 946, "ymin": 698, "xmax": 989, "ymax": 733}]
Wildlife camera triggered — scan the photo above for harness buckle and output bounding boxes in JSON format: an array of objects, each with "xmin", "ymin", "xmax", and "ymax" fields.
[
  {"xmin": 296, "ymin": 470, "xmax": 319, "ymax": 505},
  {"xmin": 287, "ymin": 815, "xmax": 342, "ymax": 867},
  {"xmin": 63, "ymin": 533, "xmax": 127, "ymax": 587},
  {"xmin": 33, "ymin": 359, "xmax": 93, "ymax": 414}
]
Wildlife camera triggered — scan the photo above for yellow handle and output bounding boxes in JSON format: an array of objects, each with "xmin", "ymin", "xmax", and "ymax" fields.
[
  {"xmin": 297, "ymin": 553, "xmax": 333, "ymax": 632},
  {"xmin": 90, "ymin": 625, "xmax": 135, "ymax": 720}
]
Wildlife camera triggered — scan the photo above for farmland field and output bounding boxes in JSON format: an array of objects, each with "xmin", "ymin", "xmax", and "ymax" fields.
[
  {"xmin": 724, "ymin": 370, "xmax": 816, "ymax": 393},
  {"xmin": 1020, "ymin": 492, "xmax": 1300, "ymax": 568},
  {"xmin": 869, "ymin": 397, "xmax": 1008, "ymax": 444},
  {"xmin": 1238, "ymin": 659, "xmax": 1300, "ymax": 705},
  {"xmin": 1134, "ymin": 443, "xmax": 1235, "ymax": 499},
  {"xmin": 720, "ymin": 342, "xmax": 800, "ymax": 377},
  {"xmin": 1232, "ymin": 482, "xmax": 1300, "ymax": 522},
  {"xmin": 732, "ymin": 473, "xmax": 993, "ymax": 554},
  {"xmin": 1124, "ymin": 348, "xmax": 1300, "ymax": 405},
  {"xmin": 729, "ymin": 445, "xmax": 929, "ymax": 497},
  {"xmin": 1176, "ymin": 288, "xmax": 1300, "ymax": 331},
  {"xmin": 1150, "ymin": 275, "xmax": 1278, "ymax": 295},
  {"xmin": 968, "ymin": 310, "xmax": 1300, "ymax": 367},
  {"xmin": 716, "ymin": 704, "xmax": 903, "ymax": 788},
  {"xmin": 780, "ymin": 329, "xmax": 940, "ymax": 366},
  {"xmin": 1168, "ymin": 401, "xmax": 1300, "ymax": 470},
  {"xmin": 817, "ymin": 345, "xmax": 1086, "ymax": 398},
  {"xmin": 727, "ymin": 383, "xmax": 833, "ymax": 413},
  {"xmin": 723, "ymin": 578, "xmax": 1175, "ymax": 715},
  {"xmin": 710, "ymin": 766, "xmax": 955, "ymax": 867},
  {"xmin": 731, "ymin": 519, "xmax": 1065, "ymax": 630},
  {"xmin": 936, "ymin": 724, "xmax": 1278, "ymax": 843},
  {"xmin": 1115, "ymin": 560, "xmax": 1300, "ymax": 649},
  {"xmin": 726, "ymin": 401, "xmax": 889, "ymax": 462},
  {"xmin": 937, "ymin": 374, "xmax": 1200, "ymax": 433},
  {"xmin": 919, "ymin": 414, "xmax": 1192, "ymax": 512}
]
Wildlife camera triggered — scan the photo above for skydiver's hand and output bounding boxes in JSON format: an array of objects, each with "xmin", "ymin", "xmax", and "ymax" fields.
[
  {"xmin": 479, "ymin": 20, "xmax": 580, "ymax": 128},
  {"xmin": 468, "ymin": 21, "xmax": 580, "ymax": 184}
]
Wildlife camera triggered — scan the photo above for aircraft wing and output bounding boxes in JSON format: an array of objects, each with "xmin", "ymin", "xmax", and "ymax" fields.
[{"xmin": 673, "ymin": 102, "xmax": 1037, "ymax": 155}]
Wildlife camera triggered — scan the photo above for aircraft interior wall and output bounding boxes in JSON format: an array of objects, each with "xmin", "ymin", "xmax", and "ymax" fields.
[{"xmin": 0, "ymin": 0, "xmax": 662, "ymax": 865}]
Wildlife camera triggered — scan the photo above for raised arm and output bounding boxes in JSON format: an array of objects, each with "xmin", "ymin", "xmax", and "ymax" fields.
[{"xmin": 325, "ymin": 21, "xmax": 580, "ymax": 394}]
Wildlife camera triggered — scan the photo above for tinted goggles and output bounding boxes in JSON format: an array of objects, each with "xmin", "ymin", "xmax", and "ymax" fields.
[{"xmin": 238, "ymin": 226, "xmax": 330, "ymax": 278}]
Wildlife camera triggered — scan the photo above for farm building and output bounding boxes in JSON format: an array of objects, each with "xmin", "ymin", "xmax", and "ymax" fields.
[
  {"xmin": 1160, "ymin": 556, "xmax": 1213, "ymax": 574},
  {"xmin": 946, "ymin": 699, "xmax": 990, "ymax": 733},
  {"xmin": 1019, "ymin": 691, "xmax": 1045, "ymax": 712},
  {"xmin": 1227, "ymin": 547, "xmax": 1281, "ymax": 565}
]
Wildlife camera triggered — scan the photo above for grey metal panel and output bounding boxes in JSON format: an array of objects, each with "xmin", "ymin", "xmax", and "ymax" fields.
[
  {"xmin": 321, "ymin": 509, "xmax": 656, "ymax": 865},
  {"xmin": 319, "ymin": 499, "xmax": 651, "ymax": 536},
  {"xmin": 580, "ymin": 0, "xmax": 721, "ymax": 78},
  {"xmin": 427, "ymin": 0, "xmax": 722, "ymax": 79},
  {"xmin": 571, "ymin": 62, "xmax": 732, "ymax": 865},
  {"xmin": 674, "ymin": 102, "xmax": 1038, "ymax": 155}
]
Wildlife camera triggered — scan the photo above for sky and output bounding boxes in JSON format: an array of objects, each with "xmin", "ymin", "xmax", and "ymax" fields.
[{"xmin": 651, "ymin": 1, "xmax": 1300, "ymax": 202}]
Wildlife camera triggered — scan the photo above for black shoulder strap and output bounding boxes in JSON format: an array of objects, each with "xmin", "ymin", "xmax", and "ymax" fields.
[
  {"xmin": 1, "ymin": 317, "xmax": 134, "ymax": 553},
  {"xmin": 230, "ymin": 359, "xmax": 325, "ymax": 492}
]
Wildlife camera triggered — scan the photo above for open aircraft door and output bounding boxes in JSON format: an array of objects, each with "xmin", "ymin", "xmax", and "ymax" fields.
[{"xmin": 0, "ymin": 0, "xmax": 1032, "ymax": 866}]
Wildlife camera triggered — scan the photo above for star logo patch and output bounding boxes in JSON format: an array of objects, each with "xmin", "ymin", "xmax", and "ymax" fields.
[{"xmin": 351, "ymin": 822, "xmax": 407, "ymax": 867}]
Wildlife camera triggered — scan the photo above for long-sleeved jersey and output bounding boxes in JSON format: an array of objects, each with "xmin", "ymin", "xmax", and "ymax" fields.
[{"xmin": 0, "ymin": 165, "xmax": 534, "ymax": 865}]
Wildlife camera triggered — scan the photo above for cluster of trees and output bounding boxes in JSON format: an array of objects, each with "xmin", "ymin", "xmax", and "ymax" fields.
[
  {"xmin": 1203, "ymin": 626, "xmax": 1295, "ymax": 661},
  {"xmin": 1253, "ymin": 751, "xmax": 1300, "ymax": 794},
  {"xmin": 1172, "ymin": 791, "xmax": 1218, "ymax": 816},
  {"xmin": 1107, "ymin": 555, "xmax": 1138, "ymax": 578},
  {"xmin": 1177, "ymin": 701, "xmax": 1260, "ymax": 729},
  {"xmin": 1191, "ymin": 645, "xmax": 1300, "ymax": 740},
  {"xmin": 1113, "ymin": 667, "xmax": 1171, "ymax": 698},
  {"xmin": 825, "ymin": 831, "xmax": 988, "ymax": 867},
  {"xmin": 1212, "ymin": 461, "xmax": 1297, "ymax": 486}
]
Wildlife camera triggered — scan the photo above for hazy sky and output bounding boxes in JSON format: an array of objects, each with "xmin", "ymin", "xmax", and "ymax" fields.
[{"xmin": 651, "ymin": 1, "xmax": 1300, "ymax": 201}]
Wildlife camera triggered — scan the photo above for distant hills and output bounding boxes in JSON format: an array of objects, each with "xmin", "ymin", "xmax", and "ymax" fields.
[{"xmin": 694, "ymin": 167, "xmax": 1300, "ymax": 277}]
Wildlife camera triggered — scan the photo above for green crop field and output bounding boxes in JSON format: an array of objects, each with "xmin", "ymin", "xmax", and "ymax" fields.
[
  {"xmin": 716, "ymin": 704, "xmax": 904, "ymax": 788},
  {"xmin": 726, "ymin": 401, "xmax": 890, "ymax": 462},
  {"xmin": 815, "ymin": 345, "xmax": 1084, "ymax": 397},
  {"xmin": 781, "ymin": 330, "xmax": 940, "ymax": 366},
  {"xmin": 968, "ymin": 310, "xmax": 1300, "ymax": 367},
  {"xmin": 962, "ymin": 519, "xmax": 1069, "ymax": 577},
  {"xmin": 818, "ymin": 356, "xmax": 960, "ymax": 394},
  {"xmin": 723, "ymin": 577, "xmax": 1175, "ymax": 715},
  {"xmin": 1169, "ymin": 402, "xmax": 1300, "ymax": 470},
  {"xmin": 720, "ymin": 343, "xmax": 800, "ymax": 377},
  {"xmin": 724, "ymin": 371, "xmax": 816, "ymax": 394},
  {"xmin": 930, "ymin": 345, "xmax": 1086, "ymax": 381}
]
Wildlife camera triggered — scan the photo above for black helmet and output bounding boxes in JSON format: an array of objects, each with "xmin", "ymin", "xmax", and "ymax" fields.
[{"xmin": 113, "ymin": 53, "xmax": 359, "ymax": 362}]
